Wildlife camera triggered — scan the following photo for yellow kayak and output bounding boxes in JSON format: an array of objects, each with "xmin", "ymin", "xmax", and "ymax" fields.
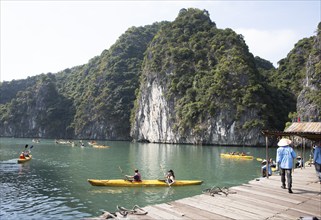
[
  {"xmin": 92, "ymin": 145, "xmax": 110, "ymax": 149},
  {"xmin": 87, "ymin": 179, "xmax": 203, "ymax": 187},
  {"xmin": 17, "ymin": 155, "xmax": 32, "ymax": 163},
  {"xmin": 220, "ymin": 153, "xmax": 253, "ymax": 160}
]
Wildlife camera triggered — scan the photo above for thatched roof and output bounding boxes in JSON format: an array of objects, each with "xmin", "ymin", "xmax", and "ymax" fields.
[{"xmin": 262, "ymin": 122, "xmax": 321, "ymax": 142}]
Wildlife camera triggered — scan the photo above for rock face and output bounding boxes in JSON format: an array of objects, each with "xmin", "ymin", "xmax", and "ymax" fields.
[
  {"xmin": 297, "ymin": 22, "xmax": 321, "ymax": 122},
  {"xmin": 132, "ymin": 77, "xmax": 175, "ymax": 143},
  {"xmin": 131, "ymin": 9, "xmax": 266, "ymax": 145},
  {"xmin": 131, "ymin": 75, "xmax": 264, "ymax": 145},
  {"xmin": 0, "ymin": 74, "xmax": 74, "ymax": 138}
]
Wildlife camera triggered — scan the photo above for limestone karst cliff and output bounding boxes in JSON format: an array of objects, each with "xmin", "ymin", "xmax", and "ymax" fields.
[
  {"xmin": 130, "ymin": 8, "xmax": 267, "ymax": 145},
  {"xmin": 0, "ymin": 9, "xmax": 319, "ymax": 145},
  {"xmin": 297, "ymin": 22, "xmax": 321, "ymax": 122}
]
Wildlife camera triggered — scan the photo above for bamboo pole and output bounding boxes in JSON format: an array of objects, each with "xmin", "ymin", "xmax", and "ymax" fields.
[
  {"xmin": 303, "ymin": 138, "xmax": 305, "ymax": 169},
  {"xmin": 265, "ymin": 136, "xmax": 269, "ymax": 179}
]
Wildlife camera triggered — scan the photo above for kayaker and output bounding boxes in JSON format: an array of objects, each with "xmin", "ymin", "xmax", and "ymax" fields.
[
  {"xmin": 21, "ymin": 144, "xmax": 29, "ymax": 157},
  {"xmin": 166, "ymin": 169, "xmax": 175, "ymax": 186},
  {"xmin": 19, "ymin": 152, "xmax": 25, "ymax": 159},
  {"xmin": 126, "ymin": 169, "xmax": 141, "ymax": 182},
  {"xmin": 23, "ymin": 150, "xmax": 30, "ymax": 157}
]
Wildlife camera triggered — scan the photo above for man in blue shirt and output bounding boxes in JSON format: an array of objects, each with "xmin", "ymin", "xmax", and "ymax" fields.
[
  {"xmin": 313, "ymin": 142, "xmax": 321, "ymax": 184},
  {"xmin": 276, "ymin": 138, "xmax": 296, "ymax": 193}
]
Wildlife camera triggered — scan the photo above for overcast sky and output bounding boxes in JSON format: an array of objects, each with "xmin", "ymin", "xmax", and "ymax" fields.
[{"xmin": 1, "ymin": 1, "xmax": 320, "ymax": 82}]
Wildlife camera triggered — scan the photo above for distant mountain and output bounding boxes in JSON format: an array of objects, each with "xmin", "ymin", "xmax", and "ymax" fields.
[
  {"xmin": 0, "ymin": 8, "xmax": 319, "ymax": 145},
  {"xmin": 0, "ymin": 22, "xmax": 166, "ymax": 139}
]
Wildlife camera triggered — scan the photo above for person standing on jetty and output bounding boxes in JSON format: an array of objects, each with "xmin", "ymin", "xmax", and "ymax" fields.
[
  {"xmin": 276, "ymin": 138, "xmax": 296, "ymax": 193},
  {"xmin": 313, "ymin": 142, "xmax": 321, "ymax": 183}
]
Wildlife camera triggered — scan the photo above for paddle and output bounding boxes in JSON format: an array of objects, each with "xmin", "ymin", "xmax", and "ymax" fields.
[
  {"xmin": 256, "ymin": 158, "xmax": 263, "ymax": 162},
  {"xmin": 118, "ymin": 166, "xmax": 129, "ymax": 181},
  {"xmin": 160, "ymin": 164, "xmax": 170, "ymax": 186},
  {"xmin": 160, "ymin": 164, "xmax": 166, "ymax": 177},
  {"xmin": 29, "ymin": 145, "xmax": 33, "ymax": 154}
]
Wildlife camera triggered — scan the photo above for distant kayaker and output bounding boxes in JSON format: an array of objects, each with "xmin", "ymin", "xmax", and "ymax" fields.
[
  {"xmin": 166, "ymin": 169, "xmax": 175, "ymax": 186},
  {"xmin": 126, "ymin": 169, "xmax": 142, "ymax": 182},
  {"xmin": 276, "ymin": 138, "xmax": 296, "ymax": 193}
]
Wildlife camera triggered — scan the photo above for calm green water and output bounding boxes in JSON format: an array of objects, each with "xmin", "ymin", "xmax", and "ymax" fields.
[{"xmin": 0, "ymin": 137, "xmax": 307, "ymax": 219}]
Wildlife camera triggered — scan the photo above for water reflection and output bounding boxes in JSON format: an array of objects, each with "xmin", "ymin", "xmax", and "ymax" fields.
[{"xmin": 89, "ymin": 188, "xmax": 124, "ymax": 194}]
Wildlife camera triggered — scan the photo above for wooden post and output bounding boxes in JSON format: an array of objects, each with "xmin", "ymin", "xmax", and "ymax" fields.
[
  {"xmin": 303, "ymin": 138, "xmax": 305, "ymax": 169},
  {"xmin": 265, "ymin": 136, "xmax": 269, "ymax": 178},
  {"xmin": 309, "ymin": 145, "xmax": 313, "ymax": 167},
  {"xmin": 292, "ymin": 136, "xmax": 295, "ymax": 173},
  {"xmin": 300, "ymin": 137, "xmax": 303, "ymax": 170}
]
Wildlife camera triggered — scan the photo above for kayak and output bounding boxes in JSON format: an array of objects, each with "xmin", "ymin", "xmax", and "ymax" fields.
[
  {"xmin": 17, "ymin": 155, "xmax": 32, "ymax": 163},
  {"xmin": 220, "ymin": 153, "xmax": 253, "ymax": 160},
  {"xmin": 87, "ymin": 179, "xmax": 203, "ymax": 187},
  {"xmin": 92, "ymin": 144, "xmax": 110, "ymax": 149}
]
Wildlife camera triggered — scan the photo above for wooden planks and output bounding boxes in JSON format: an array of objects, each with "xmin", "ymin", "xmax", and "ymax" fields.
[{"xmin": 88, "ymin": 166, "xmax": 321, "ymax": 219}]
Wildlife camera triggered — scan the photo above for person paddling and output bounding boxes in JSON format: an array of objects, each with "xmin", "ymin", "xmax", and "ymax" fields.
[
  {"xmin": 165, "ymin": 169, "xmax": 175, "ymax": 186},
  {"xmin": 126, "ymin": 169, "xmax": 142, "ymax": 182},
  {"xmin": 21, "ymin": 144, "xmax": 29, "ymax": 158},
  {"xmin": 19, "ymin": 152, "xmax": 25, "ymax": 159}
]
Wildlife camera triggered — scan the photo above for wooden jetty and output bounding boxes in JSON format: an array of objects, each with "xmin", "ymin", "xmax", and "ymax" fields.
[{"xmin": 89, "ymin": 166, "xmax": 321, "ymax": 220}]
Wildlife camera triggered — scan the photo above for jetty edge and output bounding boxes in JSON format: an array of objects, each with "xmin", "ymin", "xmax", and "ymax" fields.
[{"xmin": 84, "ymin": 166, "xmax": 320, "ymax": 219}]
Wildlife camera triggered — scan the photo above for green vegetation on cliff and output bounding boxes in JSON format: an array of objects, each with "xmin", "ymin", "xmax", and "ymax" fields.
[
  {"xmin": 0, "ymin": 9, "xmax": 319, "ymax": 141},
  {"xmin": 0, "ymin": 74, "xmax": 74, "ymax": 137},
  {"xmin": 140, "ymin": 8, "xmax": 268, "ymax": 134}
]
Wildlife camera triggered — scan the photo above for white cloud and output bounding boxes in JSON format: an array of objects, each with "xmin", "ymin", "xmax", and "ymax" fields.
[{"xmin": 235, "ymin": 28, "xmax": 300, "ymax": 66}]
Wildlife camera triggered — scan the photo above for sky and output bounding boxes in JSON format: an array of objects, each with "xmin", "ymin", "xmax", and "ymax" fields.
[{"xmin": 1, "ymin": 1, "xmax": 320, "ymax": 82}]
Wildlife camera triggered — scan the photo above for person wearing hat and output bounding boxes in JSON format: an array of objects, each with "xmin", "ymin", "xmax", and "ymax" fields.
[
  {"xmin": 313, "ymin": 141, "xmax": 321, "ymax": 183},
  {"xmin": 165, "ymin": 169, "xmax": 175, "ymax": 186},
  {"xmin": 276, "ymin": 138, "xmax": 296, "ymax": 193}
]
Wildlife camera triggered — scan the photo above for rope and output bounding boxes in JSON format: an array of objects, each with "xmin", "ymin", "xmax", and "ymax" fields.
[
  {"xmin": 100, "ymin": 211, "xmax": 119, "ymax": 219},
  {"xmin": 202, "ymin": 186, "xmax": 236, "ymax": 197},
  {"xmin": 117, "ymin": 205, "xmax": 148, "ymax": 216}
]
